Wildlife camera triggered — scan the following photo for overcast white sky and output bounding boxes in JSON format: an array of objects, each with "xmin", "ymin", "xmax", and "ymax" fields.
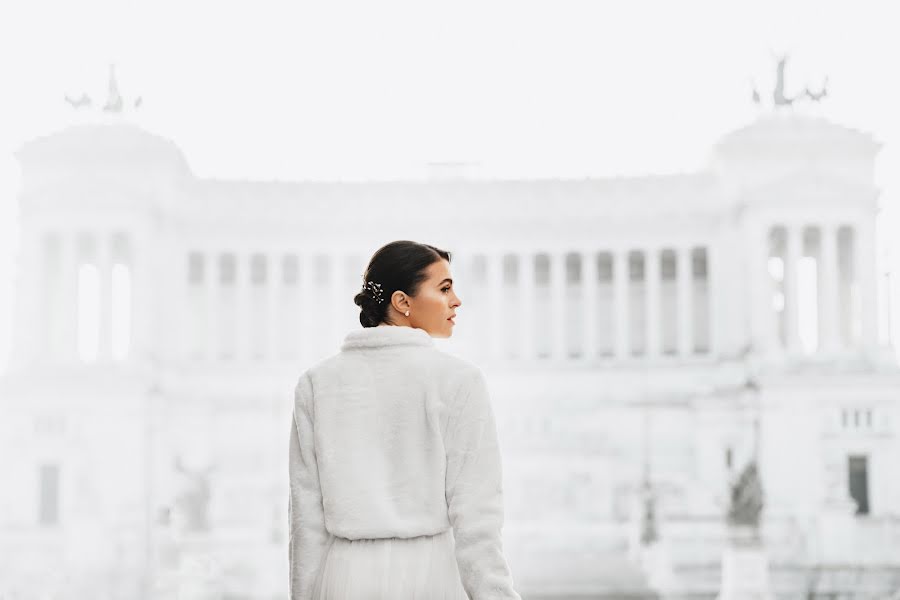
[{"xmin": 0, "ymin": 0, "xmax": 898, "ymax": 373}]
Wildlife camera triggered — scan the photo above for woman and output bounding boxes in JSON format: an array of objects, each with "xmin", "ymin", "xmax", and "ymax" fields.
[{"xmin": 288, "ymin": 240, "xmax": 521, "ymax": 599}]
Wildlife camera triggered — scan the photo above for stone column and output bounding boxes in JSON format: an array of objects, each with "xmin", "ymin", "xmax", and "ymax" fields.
[
  {"xmin": 783, "ymin": 226, "xmax": 802, "ymax": 353},
  {"xmin": 234, "ymin": 252, "xmax": 249, "ymax": 362},
  {"xmin": 97, "ymin": 232, "xmax": 113, "ymax": 363},
  {"xmin": 582, "ymin": 250, "xmax": 598, "ymax": 361},
  {"xmin": 487, "ymin": 252, "xmax": 504, "ymax": 359},
  {"xmin": 330, "ymin": 253, "xmax": 345, "ymax": 351},
  {"xmin": 856, "ymin": 219, "xmax": 878, "ymax": 352},
  {"xmin": 130, "ymin": 227, "xmax": 159, "ymax": 364},
  {"xmin": 645, "ymin": 248, "xmax": 661, "ymax": 358},
  {"xmin": 551, "ymin": 251, "xmax": 566, "ymax": 360},
  {"xmin": 614, "ymin": 249, "xmax": 630, "ymax": 359},
  {"xmin": 153, "ymin": 234, "xmax": 176, "ymax": 364},
  {"xmin": 819, "ymin": 224, "xmax": 839, "ymax": 353},
  {"xmin": 705, "ymin": 243, "xmax": 717, "ymax": 357},
  {"xmin": 677, "ymin": 246, "xmax": 693, "ymax": 356},
  {"xmin": 204, "ymin": 251, "xmax": 218, "ymax": 361},
  {"xmin": 520, "ymin": 251, "xmax": 535, "ymax": 360},
  {"xmin": 61, "ymin": 232, "xmax": 79, "ymax": 363},
  {"xmin": 757, "ymin": 224, "xmax": 780, "ymax": 355},
  {"xmin": 11, "ymin": 225, "xmax": 43, "ymax": 368},
  {"xmin": 266, "ymin": 252, "xmax": 279, "ymax": 362},
  {"xmin": 298, "ymin": 252, "xmax": 315, "ymax": 363}
]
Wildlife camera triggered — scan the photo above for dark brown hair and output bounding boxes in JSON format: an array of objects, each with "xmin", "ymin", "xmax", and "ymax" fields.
[{"xmin": 353, "ymin": 241, "xmax": 452, "ymax": 328}]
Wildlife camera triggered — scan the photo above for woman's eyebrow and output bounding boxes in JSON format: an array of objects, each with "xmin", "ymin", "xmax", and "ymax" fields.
[{"xmin": 438, "ymin": 278, "xmax": 453, "ymax": 285}]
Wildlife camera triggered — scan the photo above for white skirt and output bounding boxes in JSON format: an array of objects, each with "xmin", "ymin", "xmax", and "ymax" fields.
[{"xmin": 310, "ymin": 528, "xmax": 469, "ymax": 600}]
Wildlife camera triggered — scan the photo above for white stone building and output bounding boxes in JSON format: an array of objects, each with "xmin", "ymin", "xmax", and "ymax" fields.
[{"xmin": 1, "ymin": 113, "xmax": 898, "ymax": 599}]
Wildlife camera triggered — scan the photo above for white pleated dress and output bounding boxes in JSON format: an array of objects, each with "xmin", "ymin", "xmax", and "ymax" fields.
[{"xmin": 309, "ymin": 528, "xmax": 469, "ymax": 599}]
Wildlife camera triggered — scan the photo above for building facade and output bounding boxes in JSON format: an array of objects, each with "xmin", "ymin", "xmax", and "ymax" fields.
[{"xmin": 1, "ymin": 114, "xmax": 899, "ymax": 599}]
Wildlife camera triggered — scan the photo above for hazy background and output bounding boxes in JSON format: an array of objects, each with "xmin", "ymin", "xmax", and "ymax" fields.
[
  {"xmin": 1, "ymin": 2, "xmax": 899, "ymax": 598},
  {"xmin": 0, "ymin": 0, "xmax": 898, "ymax": 369}
]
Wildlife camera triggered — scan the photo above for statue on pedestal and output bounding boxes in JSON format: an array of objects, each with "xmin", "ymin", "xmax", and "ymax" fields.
[
  {"xmin": 727, "ymin": 460, "xmax": 764, "ymax": 530},
  {"xmin": 718, "ymin": 459, "xmax": 773, "ymax": 599},
  {"xmin": 172, "ymin": 455, "xmax": 215, "ymax": 533}
]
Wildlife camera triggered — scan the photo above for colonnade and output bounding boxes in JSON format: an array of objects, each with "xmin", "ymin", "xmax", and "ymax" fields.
[
  {"xmin": 36, "ymin": 222, "xmax": 880, "ymax": 365},
  {"xmin": 27, "ymin": 239, "xmax": 721, "ymax": 363},
  {"xmin": 754, "ymin": 222, "xmax": 877, "ymax": 355},
  {"xmin": 468, "ymin": 247, "xmax": 711, "ymax": 361},
  {"xmin": 26, "ymin": 231, "xmax": 133, "ymax": 364}
]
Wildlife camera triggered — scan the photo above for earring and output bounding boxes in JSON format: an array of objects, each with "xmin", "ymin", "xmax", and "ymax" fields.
[{"xmin": 405, "ymin": 310, "xmax": 410, "ymax": 317}]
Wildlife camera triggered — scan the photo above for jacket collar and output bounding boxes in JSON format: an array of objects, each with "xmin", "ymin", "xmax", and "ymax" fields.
[{"xmin": 341, "ymin": 325, "xmax": 435, "ymax": 351}]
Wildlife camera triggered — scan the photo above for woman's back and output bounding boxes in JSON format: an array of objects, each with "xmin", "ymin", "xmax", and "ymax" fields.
[
  {"xmin": 289, "ymin": 325, "xmax": 521, "ymax": 599},
  {"xmin": 311, "ymin": 324, "xmax": 473, "ymax": 539}
]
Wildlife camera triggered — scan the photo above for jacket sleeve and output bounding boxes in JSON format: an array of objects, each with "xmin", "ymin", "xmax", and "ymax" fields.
[
  {"xmin": 445, "ymin": 368, "xmax": 521, "ymax": 600},
  {"xmin": 288, "ymin": 372, "xmax": 330, "ymax": 600}
]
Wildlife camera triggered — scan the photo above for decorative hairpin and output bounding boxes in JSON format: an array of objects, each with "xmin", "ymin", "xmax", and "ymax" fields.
[{"xmin": 362, "ymin": 280, "xmax": 384, "ymax": 304}]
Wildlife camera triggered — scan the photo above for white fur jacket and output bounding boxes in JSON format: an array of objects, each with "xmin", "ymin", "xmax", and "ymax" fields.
[{"xmin": 288, "ymin": 324, "xmax": 520, "ymax": 599}]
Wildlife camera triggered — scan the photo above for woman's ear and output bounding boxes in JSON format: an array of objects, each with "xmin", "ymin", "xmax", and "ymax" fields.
[{"xmin": 391, "ymin": 291, "xmax": 410, "ymax": 311}]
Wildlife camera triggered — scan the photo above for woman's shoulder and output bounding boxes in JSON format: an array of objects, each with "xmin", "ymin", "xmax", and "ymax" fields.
[
  {"xmin": 425, "ymin": 351, "xmax": 490, "ymax": 401},
  {"xmin": 428, "ymin": 348, "xmax": 483, "ymax": 378}
]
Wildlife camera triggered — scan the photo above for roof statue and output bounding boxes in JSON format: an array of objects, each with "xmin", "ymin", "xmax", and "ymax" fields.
[
  {"xmin": 64, "ymin": 63, "xmax": 143, "ymax": 113},
  {"xmin": 102, "ymin": 64, "xmax": 124, "ymax": 113},
  {"xmin": 805, "ymin": 76, "xmax": 829, "ymax": 102},
  {"xmin": 64, "ymin": 93, "xmax": 92, "ymax": 109},
  {"xmin": 751, "ymin": 53, "xmax": 829, "ymax": 110},
  {"xmin": 772, "ymin": 54, "xmax": 795, "ymax": 107}
]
